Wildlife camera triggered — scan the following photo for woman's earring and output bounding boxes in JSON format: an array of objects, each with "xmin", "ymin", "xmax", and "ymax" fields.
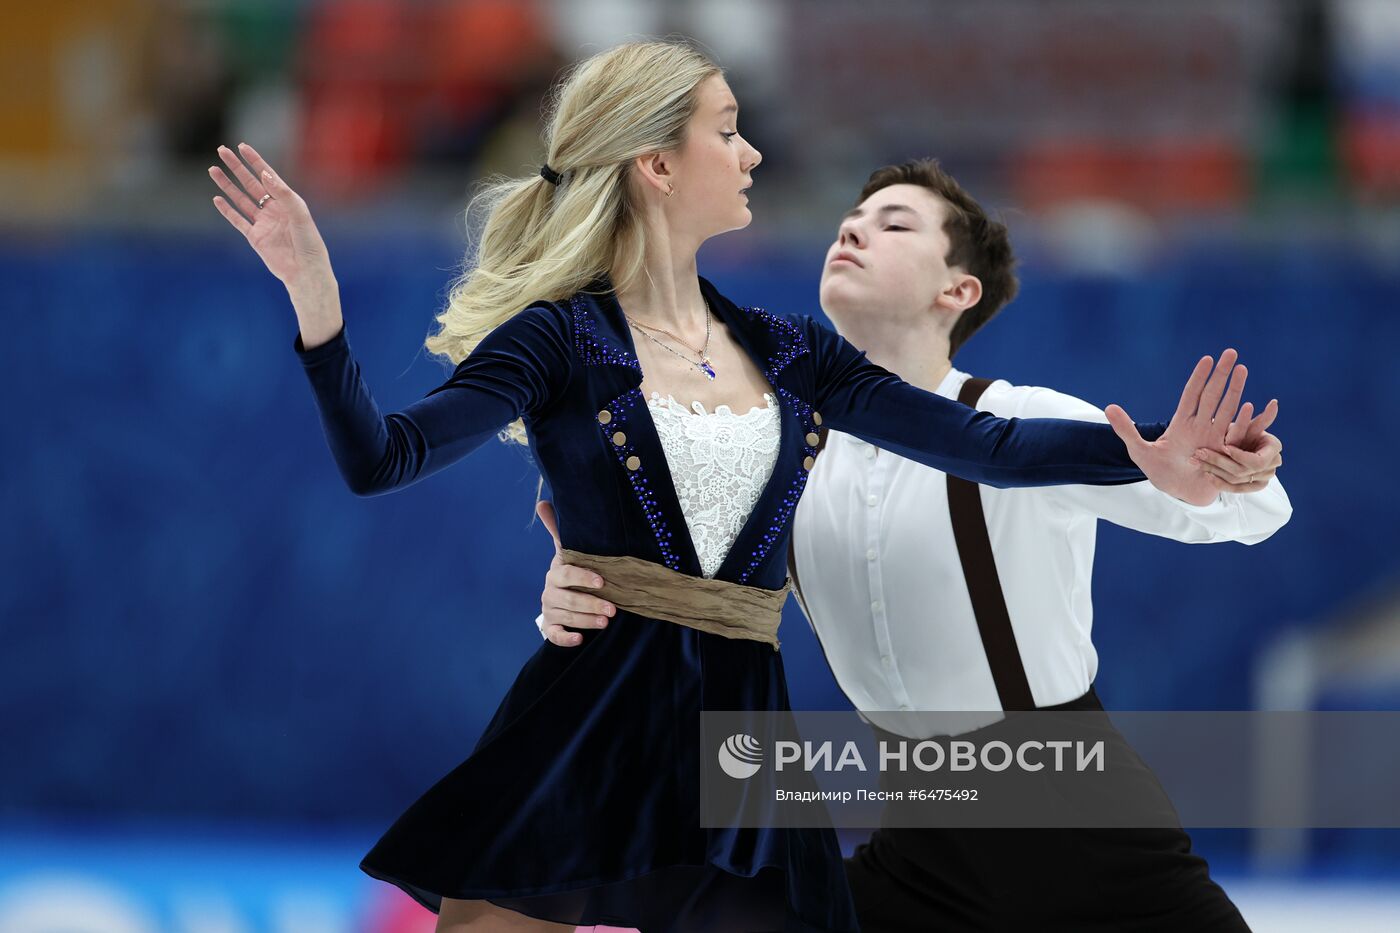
[{"xmin": 666, "ymin": 183, "xmax": 674, "ymax": 198}]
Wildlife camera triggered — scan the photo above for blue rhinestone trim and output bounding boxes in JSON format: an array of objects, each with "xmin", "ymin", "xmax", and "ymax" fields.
[
  {"xmin": 739, "ymin": 467, "xmax": 812, "ymax": 585},
  {"xmin": 726, "ymin": 309, "xmax": 816, "ymax": 584},
  {"xmin": 572, "ymin": 293, "xmax": 640, "ymax": 369},
  {"xmin": 739, "ymin": 305, "xmax": 810, "ymax": 383},
  {"xmin": 599, "ymin": 386, "xmax": 682, "ymax": 571},
  {"xmin": 736, "ymin": 385, "xmax": 824, "ymax": 584}
]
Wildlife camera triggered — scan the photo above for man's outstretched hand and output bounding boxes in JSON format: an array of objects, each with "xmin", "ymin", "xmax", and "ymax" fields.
[{"xmin": 1104, "ymin": 349, "xmax": 1279, "ymax": 506}]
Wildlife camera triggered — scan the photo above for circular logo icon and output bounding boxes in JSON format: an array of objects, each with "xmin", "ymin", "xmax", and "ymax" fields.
[{"xmin": 718, "ymin": 733, "xmax": 764, "ymax": 779}]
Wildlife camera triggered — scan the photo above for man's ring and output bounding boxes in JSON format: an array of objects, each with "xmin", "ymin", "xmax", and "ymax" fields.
[{"xmin": 257, "ymin": 193, "xmax": 273, "ymax": 209}]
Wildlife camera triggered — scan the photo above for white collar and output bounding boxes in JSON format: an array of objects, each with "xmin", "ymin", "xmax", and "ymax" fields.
[{"xmin": 935, "ymin": 365, "xmax": 970, "ymax": 401}]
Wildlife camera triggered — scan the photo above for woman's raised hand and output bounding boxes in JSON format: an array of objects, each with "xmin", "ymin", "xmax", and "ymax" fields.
[{"xmin": 208, "ymin": 143, "xmax": 335, "ymax": 297}]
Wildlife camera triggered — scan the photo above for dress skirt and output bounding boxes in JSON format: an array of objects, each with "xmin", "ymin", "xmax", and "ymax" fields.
[{"xmin": 359, "ymin": 606, "xmax": 861, "ymax": 933}]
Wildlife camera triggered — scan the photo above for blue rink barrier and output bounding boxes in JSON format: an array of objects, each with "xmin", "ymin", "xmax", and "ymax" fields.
[{"xmin": 2, "ymin": 230, "xmax": 1396, "ymax": 871}]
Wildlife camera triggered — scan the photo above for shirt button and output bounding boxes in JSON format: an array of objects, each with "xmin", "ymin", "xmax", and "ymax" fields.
[
  {"xmin": 881, "ymin": 654, "xmax": 892, "ymax": 667},
  {"xmin": 625, "ymin": 456, "xmax": 641, "ymax": 471},
  {"xmin": 900, "ymin": 704, "xmax": 911, "ymax": 711},
  {"xmin": 871, "ymin": 600, "xmax": 883, "ymax": 612},
  {"xmin": 867, "ymin": 494, "xmax": 879, "ymax": 507},
  {"xmin": 612, "ymin": 431, "xmax": 627, "ymax": 446},
  {"xmin": 598, "ymin": 409, "xmax": 612, "ymax": 424},
  {"xmin": 865, "ymin": 447, "xmax": 876, "ymax": 460},
  {"xmin": 866, "ymin": 548, "xmax": 877, "ymax": 562}
]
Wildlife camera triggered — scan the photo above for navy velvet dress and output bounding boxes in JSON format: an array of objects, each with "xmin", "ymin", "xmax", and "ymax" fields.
[{"xmin": 292, "ymin": 275, "xmax": 1165, "ymax": 932}]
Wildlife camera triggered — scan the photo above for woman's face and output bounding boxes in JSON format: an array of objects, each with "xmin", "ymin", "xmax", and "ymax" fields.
[{"xmin": 665, "ymin": 74, "xmax": 762, "ymax": 240}]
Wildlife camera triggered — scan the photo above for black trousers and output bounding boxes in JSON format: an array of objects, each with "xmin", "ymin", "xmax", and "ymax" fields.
[{"xmin": 843, "ymin": 687, "xmax": 1251, "ymax": 933}]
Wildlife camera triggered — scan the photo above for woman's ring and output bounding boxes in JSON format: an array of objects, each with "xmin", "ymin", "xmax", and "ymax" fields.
[{"xmin": 257, "ymin": 193, "xmax": 273, "ymax": 209}]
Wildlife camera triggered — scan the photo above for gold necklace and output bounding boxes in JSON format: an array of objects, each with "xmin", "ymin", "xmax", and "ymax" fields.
[{"xmin": 626, "ymin": 299, "xmax": 716, "ymax": 380}]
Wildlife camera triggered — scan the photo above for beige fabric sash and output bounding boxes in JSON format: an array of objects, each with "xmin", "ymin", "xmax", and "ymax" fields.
[{"xmin": 558, "ymin": 548, "xmax": 790, "ymax": 651}]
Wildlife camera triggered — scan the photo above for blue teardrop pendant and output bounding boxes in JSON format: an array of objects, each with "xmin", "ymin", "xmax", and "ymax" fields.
[{"xmin": 699, "ymin": 357, "xmax": 716, "ymax": 380}]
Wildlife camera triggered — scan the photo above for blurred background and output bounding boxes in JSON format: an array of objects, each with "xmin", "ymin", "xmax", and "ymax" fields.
[{"xmin": 3, "ymin": 0, "xmax": 1399, "ymax": 930}]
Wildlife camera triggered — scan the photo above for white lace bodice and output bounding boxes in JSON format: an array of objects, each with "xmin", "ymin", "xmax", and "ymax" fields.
[{"xmin": 646, "ymin": 391, "xmax": 782, "ymax": 578}]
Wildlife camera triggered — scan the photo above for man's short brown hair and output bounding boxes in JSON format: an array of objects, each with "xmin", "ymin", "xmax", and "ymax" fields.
[{"xmin": 859, "ymin": 159, "xmax": 1019, "ymax": 357}]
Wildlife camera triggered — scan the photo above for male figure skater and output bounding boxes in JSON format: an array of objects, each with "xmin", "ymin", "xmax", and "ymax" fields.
[{"xmin": 535, "ymin": 159, "xmax": 1288, "ymax": 931}]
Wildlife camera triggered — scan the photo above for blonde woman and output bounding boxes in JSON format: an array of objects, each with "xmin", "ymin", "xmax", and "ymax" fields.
[{"xmin": 210, "ymin": 40, "xmax": 1255, "ymax": 933}]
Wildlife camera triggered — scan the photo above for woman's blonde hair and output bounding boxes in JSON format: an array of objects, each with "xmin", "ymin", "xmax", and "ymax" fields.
[{"xmin": 426, "ymin": 39, "xmax": 723, "ymax": 445}]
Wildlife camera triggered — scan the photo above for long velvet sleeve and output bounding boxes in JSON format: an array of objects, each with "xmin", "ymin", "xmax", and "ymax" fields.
[
  {"xmin": 293, "ymin": 302, "xmax": 573, "ymax": 496},
  {"xmin": 805, "ymin": 317, "xmax": 1167, "ymax": 488}
]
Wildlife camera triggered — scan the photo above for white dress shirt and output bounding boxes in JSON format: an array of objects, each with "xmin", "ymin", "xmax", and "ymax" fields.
[{"xmin": 789, "ymin": 367, "xmax": 1292, "ymax": 729}]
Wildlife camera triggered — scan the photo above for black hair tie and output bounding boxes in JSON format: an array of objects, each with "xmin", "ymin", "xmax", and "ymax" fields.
[{"xmin": 540, "ymin": 164, "xmax": 562, "ymax": 185}]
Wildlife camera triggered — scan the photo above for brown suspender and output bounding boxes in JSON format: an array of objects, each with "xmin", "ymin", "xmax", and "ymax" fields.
[
  {"xmin": 948, "ymin": 377, "xmax": 1036, "ymax": 711},
  {"xmin": 787, "ymin": 376, "xmax": 1035, "ymax": 712}
]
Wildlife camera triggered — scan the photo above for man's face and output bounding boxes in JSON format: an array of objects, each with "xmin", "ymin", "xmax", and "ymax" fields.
[{"xmin": 819, "ymin": 183, "xmax": 957, "ymax": 329}]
